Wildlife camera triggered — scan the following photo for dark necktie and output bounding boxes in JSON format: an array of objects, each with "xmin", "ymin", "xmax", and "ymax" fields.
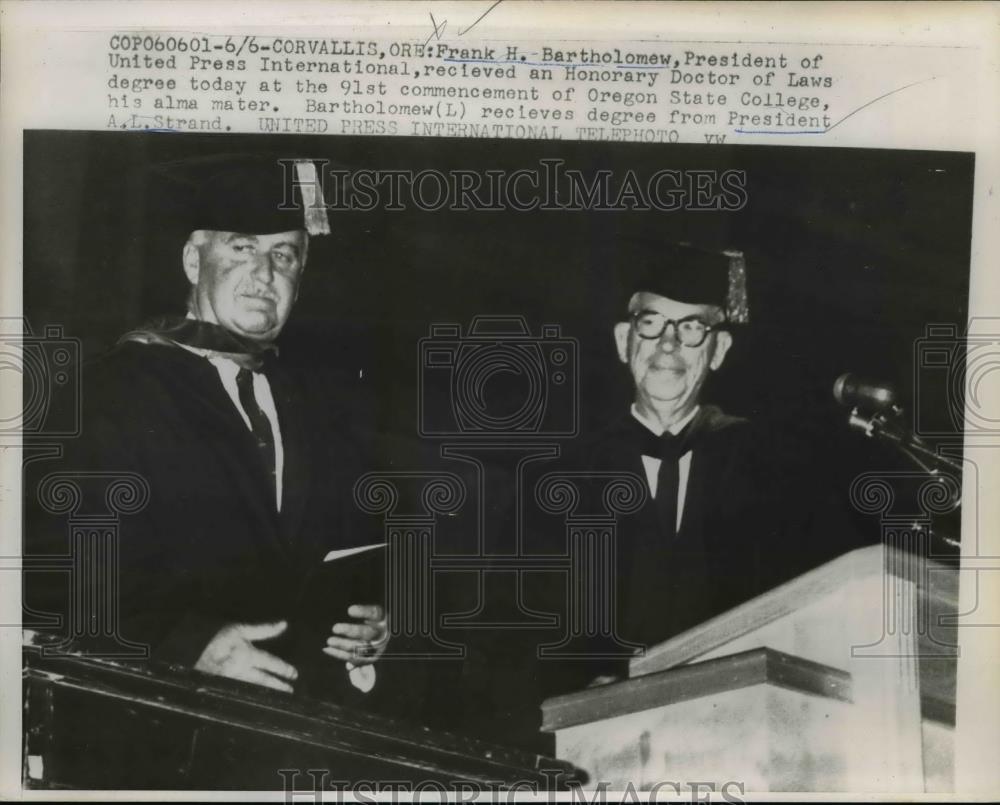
[
  {"xmin": 236, "ymin": 368, "xmax": 277, "ymax": 496},
  {"xmin": 629, "ymin": 415, "xmax": 700, "ymax": 538},
  {"xmin": 654, "ymin": 433, "xmax": 685, "ymax": 538}
]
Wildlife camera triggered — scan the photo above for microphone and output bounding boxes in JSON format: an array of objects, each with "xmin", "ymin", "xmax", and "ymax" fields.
[
  {"xmin": 833, "ymin": 373, "xmax": 898, "ymax": 411},
  {"xmin": 834, "ymin": 373, "xmax": 964, "ymax": 476}
]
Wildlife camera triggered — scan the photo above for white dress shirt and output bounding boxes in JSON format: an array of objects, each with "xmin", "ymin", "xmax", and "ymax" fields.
[
  {"xmin": 631, "ymin": 404, "xmax": 699, "ymax": 533},
  {"xmin": 176, "ymin": 343, "xmax": 284, "ymax": 511}
]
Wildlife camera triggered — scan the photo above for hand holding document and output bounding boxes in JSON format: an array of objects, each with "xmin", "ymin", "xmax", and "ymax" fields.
[{"xmin": 320, "ymin": 544, "xmax": 388, "ymax": 691}]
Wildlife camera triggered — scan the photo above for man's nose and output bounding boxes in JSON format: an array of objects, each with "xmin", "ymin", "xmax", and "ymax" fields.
[
  {"xmin": 656, "ymin": 323, "xmax": 680, "ymax": 351},
  {"xmin": 250, "ymin": 252, "xmax": 275, "ymax": 282}
]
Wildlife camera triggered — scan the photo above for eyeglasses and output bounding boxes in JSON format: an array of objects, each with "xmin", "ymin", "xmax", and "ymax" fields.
[{"xmin": 631, "ymin": 311, "xmax": 725, "ymax": 348}]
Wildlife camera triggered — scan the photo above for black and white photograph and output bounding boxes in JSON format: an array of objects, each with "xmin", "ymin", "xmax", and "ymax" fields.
[{"xmin": 16, "ymin": 126, "xmax": 979, "ymax": 795}]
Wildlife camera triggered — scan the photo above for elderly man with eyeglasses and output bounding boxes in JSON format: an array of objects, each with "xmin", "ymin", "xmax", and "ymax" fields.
[
  {"xmin": 533, "ymin": 243, "xmax": 834, "ymax": 696},
  {"xmin": 610, "ymin": 250, "xmax": 741, "ymax": 537},
  {"xmin": 596, "ymin": 245, "xmax": 755, "ymax": 651}
]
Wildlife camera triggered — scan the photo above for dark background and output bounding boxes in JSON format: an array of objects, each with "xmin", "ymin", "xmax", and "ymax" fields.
[
  {"xmin": 24, "ymin": 130, "xmax": 973, "ymax": 453},
  {"xmin": 23, "ymin": 130, "xmax": 974, "ymax": 749}
]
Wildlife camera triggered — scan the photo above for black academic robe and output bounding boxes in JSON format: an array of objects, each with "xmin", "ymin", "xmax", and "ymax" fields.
[
  {"xmin": 532, "ymin": 405, "xmax": 858, "ymax": 695},
  {"xmin": 589, "ymin": 407, "xmax": 770, "ymax": 648},
  {"xmin": 24, "ymin": 341, "xmax": 397, "ymax": 707}
]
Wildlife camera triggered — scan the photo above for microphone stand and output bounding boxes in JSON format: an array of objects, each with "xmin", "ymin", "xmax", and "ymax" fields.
[
  {"xmin": 847, "ymin": 406, "xmax": 962, "ymax": 549},
  {"xmin": 846, "ymin": 407, "xmax": 964, "ymax": 474}
]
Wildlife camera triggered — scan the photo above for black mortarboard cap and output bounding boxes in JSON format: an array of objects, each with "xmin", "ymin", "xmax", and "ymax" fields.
[
  {"xmin": 153, "ymin": 153, "xmax": 331, "ymax": 236},
  {"xmin": 618, "ymin": 240, "xmax": 749, "ymax": 324}
]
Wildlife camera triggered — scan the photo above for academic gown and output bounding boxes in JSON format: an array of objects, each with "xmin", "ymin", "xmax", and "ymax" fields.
[
  {"xmin": 587, "ymin": 407, "xmax": 769, "ymax": 649},
  {"xmin": 534, "ymin": 405, "xmax": 859, "ymax": 696},
  {"xmin": 24, "ymin": 341, "xmax": 401, "ymax": 709}
]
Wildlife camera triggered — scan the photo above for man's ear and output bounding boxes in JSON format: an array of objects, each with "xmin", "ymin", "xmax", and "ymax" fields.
[
  {"xmin": 613, "ymin": 321, "xmax": 631, "ymax": 364},
  {"xmin": 182, "ymin": 238, "xmax": 201, "ymax": 287},
  {"xmin": 709, "ymin": 330, "xmax": 733, "ymax": 371}
]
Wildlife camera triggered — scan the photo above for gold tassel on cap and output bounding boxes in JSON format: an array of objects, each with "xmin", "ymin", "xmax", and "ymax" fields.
[
  {"xmin": 294, "ymin": 160, "xmax": 331, "ymax": 236},
  {"xmin": 723, "ymin": 249, "xmax": 749, "ymax": 325}
]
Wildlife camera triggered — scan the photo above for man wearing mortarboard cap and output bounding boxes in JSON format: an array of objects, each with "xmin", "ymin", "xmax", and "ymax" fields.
[
  {"xmin": 34, "ymin": 155, "xmax": 390, "ymax": 703},
  {"xmin": 536, "ymin": 242, "xmax": 861, "ymax": 695},
  {"xmin": 537, "ymin": 242, "xmax": 787, "ymax": 694}
]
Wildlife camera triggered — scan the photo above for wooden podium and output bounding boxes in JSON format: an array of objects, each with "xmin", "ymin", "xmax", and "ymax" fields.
[
  {"xmin": 541, "ymin": 545, "xmax": 958, "ymax": 793},
  {"xmin": 22, "ymin": 639, "xmax": 582, "ymax": 791}
]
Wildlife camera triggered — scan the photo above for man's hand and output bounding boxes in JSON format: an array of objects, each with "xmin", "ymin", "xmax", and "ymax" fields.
[
  {"xmin": 323, "ymin": 604, "xmax": 389, "ymax": 666},
  {"xmin": 194, "ymin": 620, "xmax": 298, "ymax": 693}
]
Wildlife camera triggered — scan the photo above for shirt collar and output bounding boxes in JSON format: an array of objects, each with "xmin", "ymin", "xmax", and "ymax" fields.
[{"xmin": 630, "ymin": 403, "xmax": 700, "ymax": 437}]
